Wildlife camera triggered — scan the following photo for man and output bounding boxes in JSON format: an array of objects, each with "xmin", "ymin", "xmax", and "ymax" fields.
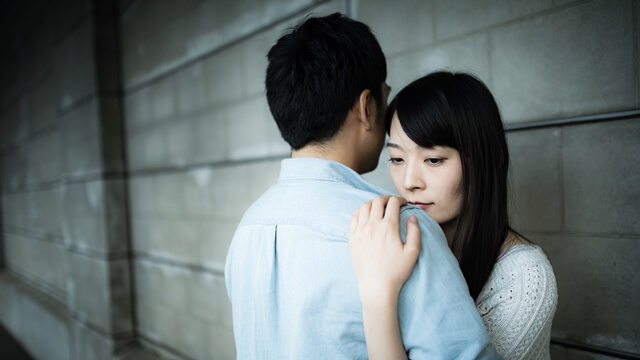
[{"xmin": 225, "ymin": 13, "xmax": 498, "ymax": 359}]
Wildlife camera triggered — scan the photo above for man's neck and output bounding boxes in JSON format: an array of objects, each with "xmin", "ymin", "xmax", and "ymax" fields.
[{"xmin": 291, "ymin": 144, "xmax": 360, "ymax": 173}]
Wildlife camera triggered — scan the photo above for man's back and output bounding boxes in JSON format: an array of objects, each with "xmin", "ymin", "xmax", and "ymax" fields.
[
  {"xmin": 225, "ymin": 159, "xmax": 375, "ymax": 359},
  {"xmin": 225, "ymin": 159, "xmax": 496, "ymax": 359}
]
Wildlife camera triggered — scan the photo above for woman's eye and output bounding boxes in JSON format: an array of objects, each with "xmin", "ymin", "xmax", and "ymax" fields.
[
  {"xmin": 426, "ymin": 158, "xmax": 444, "ymax": 165},
  {"xmin": 389, "ymin": 158, "xmax": 404, "ymax": 164}
]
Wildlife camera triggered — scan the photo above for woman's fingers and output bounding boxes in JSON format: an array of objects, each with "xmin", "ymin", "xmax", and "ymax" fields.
[
  {"xmin": 369, "ymin": 196, "xmax": 391, "ymax": 222},
  {"xmin": 357, "ymin": 200, "xmax": 372, "ymax": 230},
  {"xmin": 382, "ymin": 197, "xmax": 406, "ymax": 228},
  {"xmin": 348, "ymin": 196, "xmax": 421, "ymax": 301},
  {"xmin": 350, "ymin": 196, "xmax": 410, "ymax": 247},
  {"xmin": 351, "ymin": 196, "xmax": 406, "ymax": 227}
]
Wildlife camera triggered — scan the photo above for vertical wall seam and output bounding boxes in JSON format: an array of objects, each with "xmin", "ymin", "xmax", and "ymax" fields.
[
  {"xmin": 108, "ymin": 0, "xmax": 140, "ymax": 342},
  {"xmin": 487, "ymin": 25, "xmax": 493, "ymax": 88},
  {"xmin": 634, "ymin": 0, "xmax": 639, "ymax": 108},
  {"xmin": 558, "ymin": 126, "xmax": 564, "ymax": 233},
  {"xmin": 431, "ymin": 0, "xmax": 437, "ymax": 44},
  {"xmin": 347, "ymin": 0, "xmax": 355, "ymax": 18},
  {"xmin": 0, "ymin": 184, "xmax": 4, "ymax": 269}
]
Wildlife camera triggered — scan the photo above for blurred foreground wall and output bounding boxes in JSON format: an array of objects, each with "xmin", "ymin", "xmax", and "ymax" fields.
[{"xmin": 0, "ymin": 0, "xmax": 638, "ymax": 359}]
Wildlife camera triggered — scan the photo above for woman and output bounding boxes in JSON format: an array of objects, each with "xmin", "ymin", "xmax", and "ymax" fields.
[{"xmin": 349, "ymin": 71, "xmax": 558, "ymax": 359}]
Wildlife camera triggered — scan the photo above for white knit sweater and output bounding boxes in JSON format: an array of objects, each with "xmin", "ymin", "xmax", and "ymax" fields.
[{"xmin": 475, "ymin": 244, "xmax": 558, "ymax": 360}]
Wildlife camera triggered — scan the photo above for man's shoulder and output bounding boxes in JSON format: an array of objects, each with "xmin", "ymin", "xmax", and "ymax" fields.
[
  {"xmin": 236, "ymin": 178, "xmax": 386, "ymax": 232},
  {"xmin": 398, "ymin": 205, "xmax": 445, "ymax": 239}
]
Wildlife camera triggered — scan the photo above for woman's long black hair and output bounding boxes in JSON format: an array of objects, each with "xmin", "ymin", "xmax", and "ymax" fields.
[{"xmin": 385, "ymin": 71, "xmax": 510, "ymax": 300}]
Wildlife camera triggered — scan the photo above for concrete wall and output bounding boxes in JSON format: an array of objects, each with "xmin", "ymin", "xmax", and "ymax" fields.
[
  {"xmin": 0, "ymin": 0, "xmax": 638, "ymax": 359},
  {"xmin": 0, "ymin": 0, "xmax": 137, "ymax": 359}
]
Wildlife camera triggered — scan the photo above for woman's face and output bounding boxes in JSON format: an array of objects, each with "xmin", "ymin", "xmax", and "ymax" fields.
[{"xmin": 387, "ymin": 114, "xmax": 463, "ymax": 231}]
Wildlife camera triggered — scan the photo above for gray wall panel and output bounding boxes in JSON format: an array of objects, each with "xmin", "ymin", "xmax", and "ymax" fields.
[
  {"xmin": 563, "ymin": 118, "xmax": 640, "ymax": 235},
  {"xmin": 508, "ymin": 128, "xmax": 563, "ymax": 232},
  {"xmin": 533, "ymin": 233, "xmax": 640, "ymax": 354},
  {"xmin": 492, "ymin": 0, "xmax": 635, "ymax": 123}
]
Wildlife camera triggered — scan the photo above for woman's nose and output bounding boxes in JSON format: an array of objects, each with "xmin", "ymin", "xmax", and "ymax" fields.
[{"xmin": 403, "ymin": 162, "xmax": 424, "ymax": 191}]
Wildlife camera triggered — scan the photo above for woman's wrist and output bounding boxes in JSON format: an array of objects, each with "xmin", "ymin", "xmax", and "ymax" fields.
[
  {"xmin": 360, "ymin": 285, "xmax": 408, "ymax": 360},
  {"xmin": 359, "ymin": 284, "xmax": 401, "ymax": 311}
]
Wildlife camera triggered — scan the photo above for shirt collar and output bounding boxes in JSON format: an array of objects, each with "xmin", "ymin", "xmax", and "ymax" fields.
[{"xmin": 279, "ymin": 158, "xmax": 390, "ymax": 195}]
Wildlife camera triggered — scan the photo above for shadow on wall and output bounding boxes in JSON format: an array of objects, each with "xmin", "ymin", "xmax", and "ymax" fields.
[
  {"xmin": 0, "ymin": 185, "xmax": 3, "ymax": 269},
  {"xmin": 0, "ymin": 324, "xmax": 33, "ymax": 360}
]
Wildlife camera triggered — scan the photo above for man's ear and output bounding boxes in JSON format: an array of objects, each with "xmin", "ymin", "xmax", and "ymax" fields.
[{"xmin": 354, "ymin": 89, "xmax": 374, "ymax": 130}]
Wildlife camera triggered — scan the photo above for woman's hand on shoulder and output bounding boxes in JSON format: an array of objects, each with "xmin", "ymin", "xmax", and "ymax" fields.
[{"xmin": 349, "ymin": 196, "xmax": 421, "ymax": 302}]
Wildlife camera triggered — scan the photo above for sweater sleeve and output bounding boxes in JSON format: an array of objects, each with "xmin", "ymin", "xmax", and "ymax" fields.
[{"xmin": 475, "ymin": 245, "xmax": 558, "ymax": 360}]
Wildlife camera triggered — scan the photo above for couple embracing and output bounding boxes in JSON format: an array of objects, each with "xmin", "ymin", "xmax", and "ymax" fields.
[{"xmin": 225, "ymin": 13, "xmax": 557, "ymax": 360}]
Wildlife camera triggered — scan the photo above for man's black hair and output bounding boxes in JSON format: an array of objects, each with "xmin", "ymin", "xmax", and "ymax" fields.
[{"xmin": 265, "ymin": 13, "xmax": 387, "ymax": 150}]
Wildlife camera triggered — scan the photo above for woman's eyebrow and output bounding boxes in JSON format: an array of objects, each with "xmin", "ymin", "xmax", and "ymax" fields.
[{"xmin": 387, "ymin": 142, "xmax": 401, "ymax": 149}]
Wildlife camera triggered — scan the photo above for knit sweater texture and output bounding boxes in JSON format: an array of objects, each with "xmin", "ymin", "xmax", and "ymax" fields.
[{"xmin": 475, "ymin": 244, "xmax": 558, "ymax": 360}]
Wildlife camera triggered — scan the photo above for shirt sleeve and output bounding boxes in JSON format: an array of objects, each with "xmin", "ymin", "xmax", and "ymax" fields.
[{"xmin": 396, "ymin": 207, "xmax": 502, "ymax": 360}]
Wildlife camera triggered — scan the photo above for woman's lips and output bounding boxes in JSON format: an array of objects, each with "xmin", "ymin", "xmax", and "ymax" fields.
[{"xmin": 409, "ymin": 202, "xmax": 432, "ymax": 210}]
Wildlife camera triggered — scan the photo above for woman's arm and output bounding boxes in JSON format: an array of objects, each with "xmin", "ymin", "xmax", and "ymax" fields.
[
  {"xmin": 476, "ymin": 246, "xmax": 558, "ymax": 359},
  {"xmin": 349, "ymin": 196, "xmax": 421, "ymax": 360}
]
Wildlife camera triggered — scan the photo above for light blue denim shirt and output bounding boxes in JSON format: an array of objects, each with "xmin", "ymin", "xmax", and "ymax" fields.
[{"xmin": 225, "ymin": 158, "xmax": 499, "ymax": 359}]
